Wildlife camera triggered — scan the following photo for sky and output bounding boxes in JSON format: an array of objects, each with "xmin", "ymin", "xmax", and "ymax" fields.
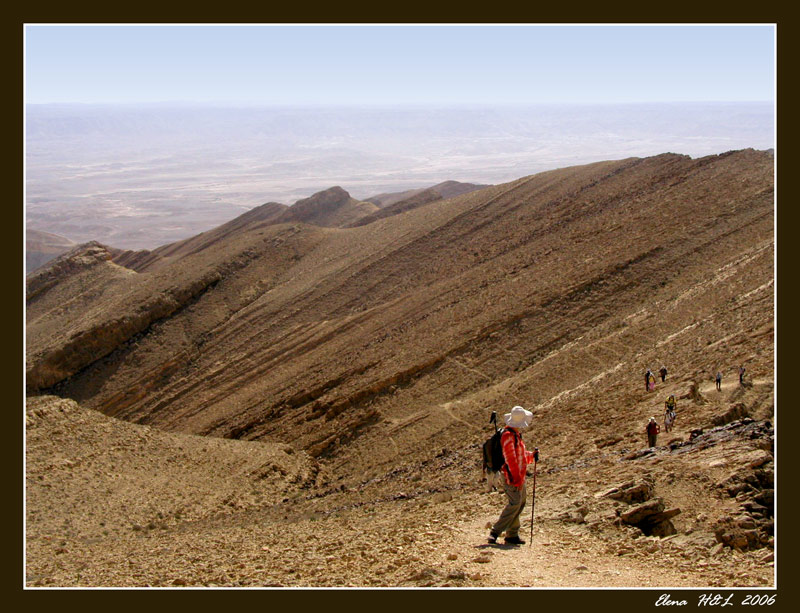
[{"xmin": 24, "ymin": 24, "xmax": 775, "ymax": 106}]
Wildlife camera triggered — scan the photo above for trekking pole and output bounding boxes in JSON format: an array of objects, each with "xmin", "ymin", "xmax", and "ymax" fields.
[{"xmin": 529, "ymin": 449, "xmax": 538, "ymax": 547}]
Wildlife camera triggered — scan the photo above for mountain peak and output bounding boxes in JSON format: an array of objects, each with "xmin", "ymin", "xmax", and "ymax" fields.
[
  {"xmin": 27, "ymin": 241, "xmax": 114, "ymax": 292},
  {"xmin": 276, "ymin": 186, "xmax": 376, "ymax": 227},
  {"xmin": 293, "ymin": 186, "xmax": 352, "ymax": 209}
]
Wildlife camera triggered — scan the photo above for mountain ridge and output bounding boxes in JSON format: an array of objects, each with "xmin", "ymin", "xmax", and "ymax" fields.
[
  {"xmin": 27, "ymin": 150, "xmax": 773, "ymax": 449},
  {"xmin": 25, "ymin": 148, "xmax": 775, "ymax": 587}
]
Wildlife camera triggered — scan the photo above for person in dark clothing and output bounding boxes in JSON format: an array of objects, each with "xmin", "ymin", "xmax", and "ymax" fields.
[
  {"xmin": 739, "ymin": 365, "xmax": 746, "ymax": 385},
  {"xmin": 644, "ymin": 369, "xmax": 651, "ymax": 392},
  {"xmin": 715, "ymin": 371, "xmax": 722, "ymax": 391},
  {"xmin": 659, "ymin": 366, "xmax": 667, "ymax": 382}
]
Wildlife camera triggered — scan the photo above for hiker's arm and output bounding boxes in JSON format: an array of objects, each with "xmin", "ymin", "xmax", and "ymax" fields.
[{"xmin": 525, "ymin": 445, "xmax": 538, "ymax": 463}]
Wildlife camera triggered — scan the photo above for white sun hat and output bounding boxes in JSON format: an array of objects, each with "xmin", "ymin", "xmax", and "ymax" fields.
[{"xmin": 504, "ymin": 405, "xmax": 533, "ymax": 428}]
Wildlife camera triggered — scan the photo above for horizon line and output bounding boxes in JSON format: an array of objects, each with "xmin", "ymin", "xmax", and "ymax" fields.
[{"xmin": 26, "ymin": 99, "xmax": 775, "ymax": 107}]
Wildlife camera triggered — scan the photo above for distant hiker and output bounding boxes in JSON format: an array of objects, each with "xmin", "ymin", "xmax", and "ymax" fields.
[
  {"xmin": 715, "ymin": 371, "xmax": 722, "ymax": 391},
  {"xmin": 664, "ymin": 409, "xmax": 675, "ymax": 433},
  {"xmin": 488, "ymin": 406, "xmax": 538, "ymax": 546},
  {"xmin": 659, "ymin": 366, "xmax": 668, "ymax": 382},
  {"xmin": 664, "ymin": 395, "xmax": 676, "ymax": 432},
  {"xmin": 644, "ymin": 369, "xmax": 652, "ymax": 392},
  {"xmin": 646, "ymin": 417, "xmax": 660, "ymax": 448},
  {"xmin": 648, "ymin": 371, "xmax": 656, "ymax": 392},
  {"xmin": 739, "ymin": 365, "xmax": 746, "ymax": 385}
]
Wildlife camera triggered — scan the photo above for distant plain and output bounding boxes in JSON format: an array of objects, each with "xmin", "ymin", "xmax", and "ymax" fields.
[{"xmin": 25, "ymin": 102, "xmax": 774, "ymax": 250}]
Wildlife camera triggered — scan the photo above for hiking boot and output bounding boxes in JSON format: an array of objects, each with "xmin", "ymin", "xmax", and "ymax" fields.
[
  {"xmin": 488, "ymin": 532, "xmax": 499, "ymax": 544},
  {"xmin": 504, "ymin": 535, "xmax": 526, "ymax": 545}
]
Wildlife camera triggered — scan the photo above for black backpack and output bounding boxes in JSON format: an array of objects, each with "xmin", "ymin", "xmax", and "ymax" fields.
[
  {"xmin": 482, "ymin": 426, "xmax": 519, "ymax": 473},
  {"xmin": 482, "ymin": 429, "xmax": 506, "ymax": 473}
]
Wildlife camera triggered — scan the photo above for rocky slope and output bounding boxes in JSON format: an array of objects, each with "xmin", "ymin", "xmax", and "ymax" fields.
[
  {"xmin": 347, "ymin": 187, "xmax": 445, "ymax": 228},
  {"xmin": 25, "ymin": 149, "xmax": 775, "ymax": 588},
  {"xmin": 111, "ymin": 201, "xmax": 290, "ymax": 273},
  {"xmin": 351, "ymin": 180, "xmax": 492, "ymax": 228},
  {"xmin": 106, "ymin": 187, "xmax": 380, "ymax": 274},
  {"xmin": 25, "ymin": 383, "xmax": 773, "ymax": 588}
]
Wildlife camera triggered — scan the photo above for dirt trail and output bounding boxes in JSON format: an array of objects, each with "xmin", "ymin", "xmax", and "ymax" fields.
[
  {"xmin": 26, "ymin": 484, "xmax": 772, "ymax": 588},
  {"xmin": 460, "ymin": 518, "xmax": 702, "ymax": 588},
  {"xmin": 25, "ymin": 395, "xmax": 775, "ymax": 589},
  {"xmin": 699, "ymin": 378, "xmax": 770, "ymax": 396}
]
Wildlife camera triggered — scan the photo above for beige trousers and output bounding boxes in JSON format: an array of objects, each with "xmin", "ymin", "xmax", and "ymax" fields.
[{"xmin": 491, "ymin": 479, "xmax": 527, "ymax": 538}]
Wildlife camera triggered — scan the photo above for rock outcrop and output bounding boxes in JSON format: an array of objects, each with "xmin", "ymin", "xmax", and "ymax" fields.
[
  {"xmin": 598, "ymin": 478, "xmax": 654, "ymax": 504},
  {"xmin": 26, "ymin": 241, "xmax": 118, "ymax": 303},
  {"xmin": 711, "ymin": 402, "xmax": 750, "ymax": 426},
  {"xmin": 619, "ymin": 498, "xmax": 681, "ymax": 536},
  {"xmin": 594, "ymin": 476, "xmax": 682, "ymax": 537}
]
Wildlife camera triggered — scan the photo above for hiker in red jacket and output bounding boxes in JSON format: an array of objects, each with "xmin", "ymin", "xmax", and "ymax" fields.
[
  {"xmin": 646, "ymin": 417, "xmax": 660, "ymax": 447},
  {"xmin": 488, "ymin": 406, "xmax": 538, "ymax": 546}
]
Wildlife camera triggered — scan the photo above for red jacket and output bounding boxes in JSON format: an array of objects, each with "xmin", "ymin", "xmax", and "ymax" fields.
[{"xmin": 500, "ymin": 428, "xmax": 535, "ymax": 488}]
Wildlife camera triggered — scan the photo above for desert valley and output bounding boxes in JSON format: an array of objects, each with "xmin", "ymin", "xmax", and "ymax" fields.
[{"xmin": 25, "ymin": 148, "xmax": 775, "ymax": 589}]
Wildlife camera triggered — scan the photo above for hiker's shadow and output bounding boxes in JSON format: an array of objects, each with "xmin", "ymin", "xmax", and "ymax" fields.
[{"xmin": 475, "ymin": 543, "xmax": 521, "ymax": 550}]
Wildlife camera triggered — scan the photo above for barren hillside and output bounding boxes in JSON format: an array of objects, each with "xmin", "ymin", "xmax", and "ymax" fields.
[
  {"xmin": 347, "ymin": 187, "xmax": 445, "ymax": 228},
  {"xmin": 25, "ymin": 149, "xmax": 775, "ymax": 588},
  {"xmin": 110, "ymin": 201, "xmax": 290, "ymax": 273}
]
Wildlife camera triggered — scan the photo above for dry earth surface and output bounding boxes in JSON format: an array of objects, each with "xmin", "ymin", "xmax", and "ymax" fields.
[{"xmin": 25, "ymin": 149, "xmax": 775, "ymax": 590}]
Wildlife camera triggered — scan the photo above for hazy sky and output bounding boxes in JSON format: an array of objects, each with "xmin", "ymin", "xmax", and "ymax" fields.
[{"xmin": 25, "ymin": 24, "xmax": 775, "ymax": 105}]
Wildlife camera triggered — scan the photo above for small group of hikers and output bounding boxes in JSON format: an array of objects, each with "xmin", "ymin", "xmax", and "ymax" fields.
[
  {"xmin": 644, "ymin": 366, "xmax": 668, "ymax": 391},
  {"xmin": 643, "ymin": 363, "xmax": 749, "ymax": 447},
  {"xmin": 715, "ymin": 365, "xmax": 747, "ymax": 391},
  {"xmin": 645, "ymin": 393, "xmax": 677, "ymax": 447},
  {"xmin": 641, "ymin": 363, "xmax": 675, "ymax": 447},
  {"xmin": 647, "ymin": 364, "xmax": 747, "ymax": 393}
]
